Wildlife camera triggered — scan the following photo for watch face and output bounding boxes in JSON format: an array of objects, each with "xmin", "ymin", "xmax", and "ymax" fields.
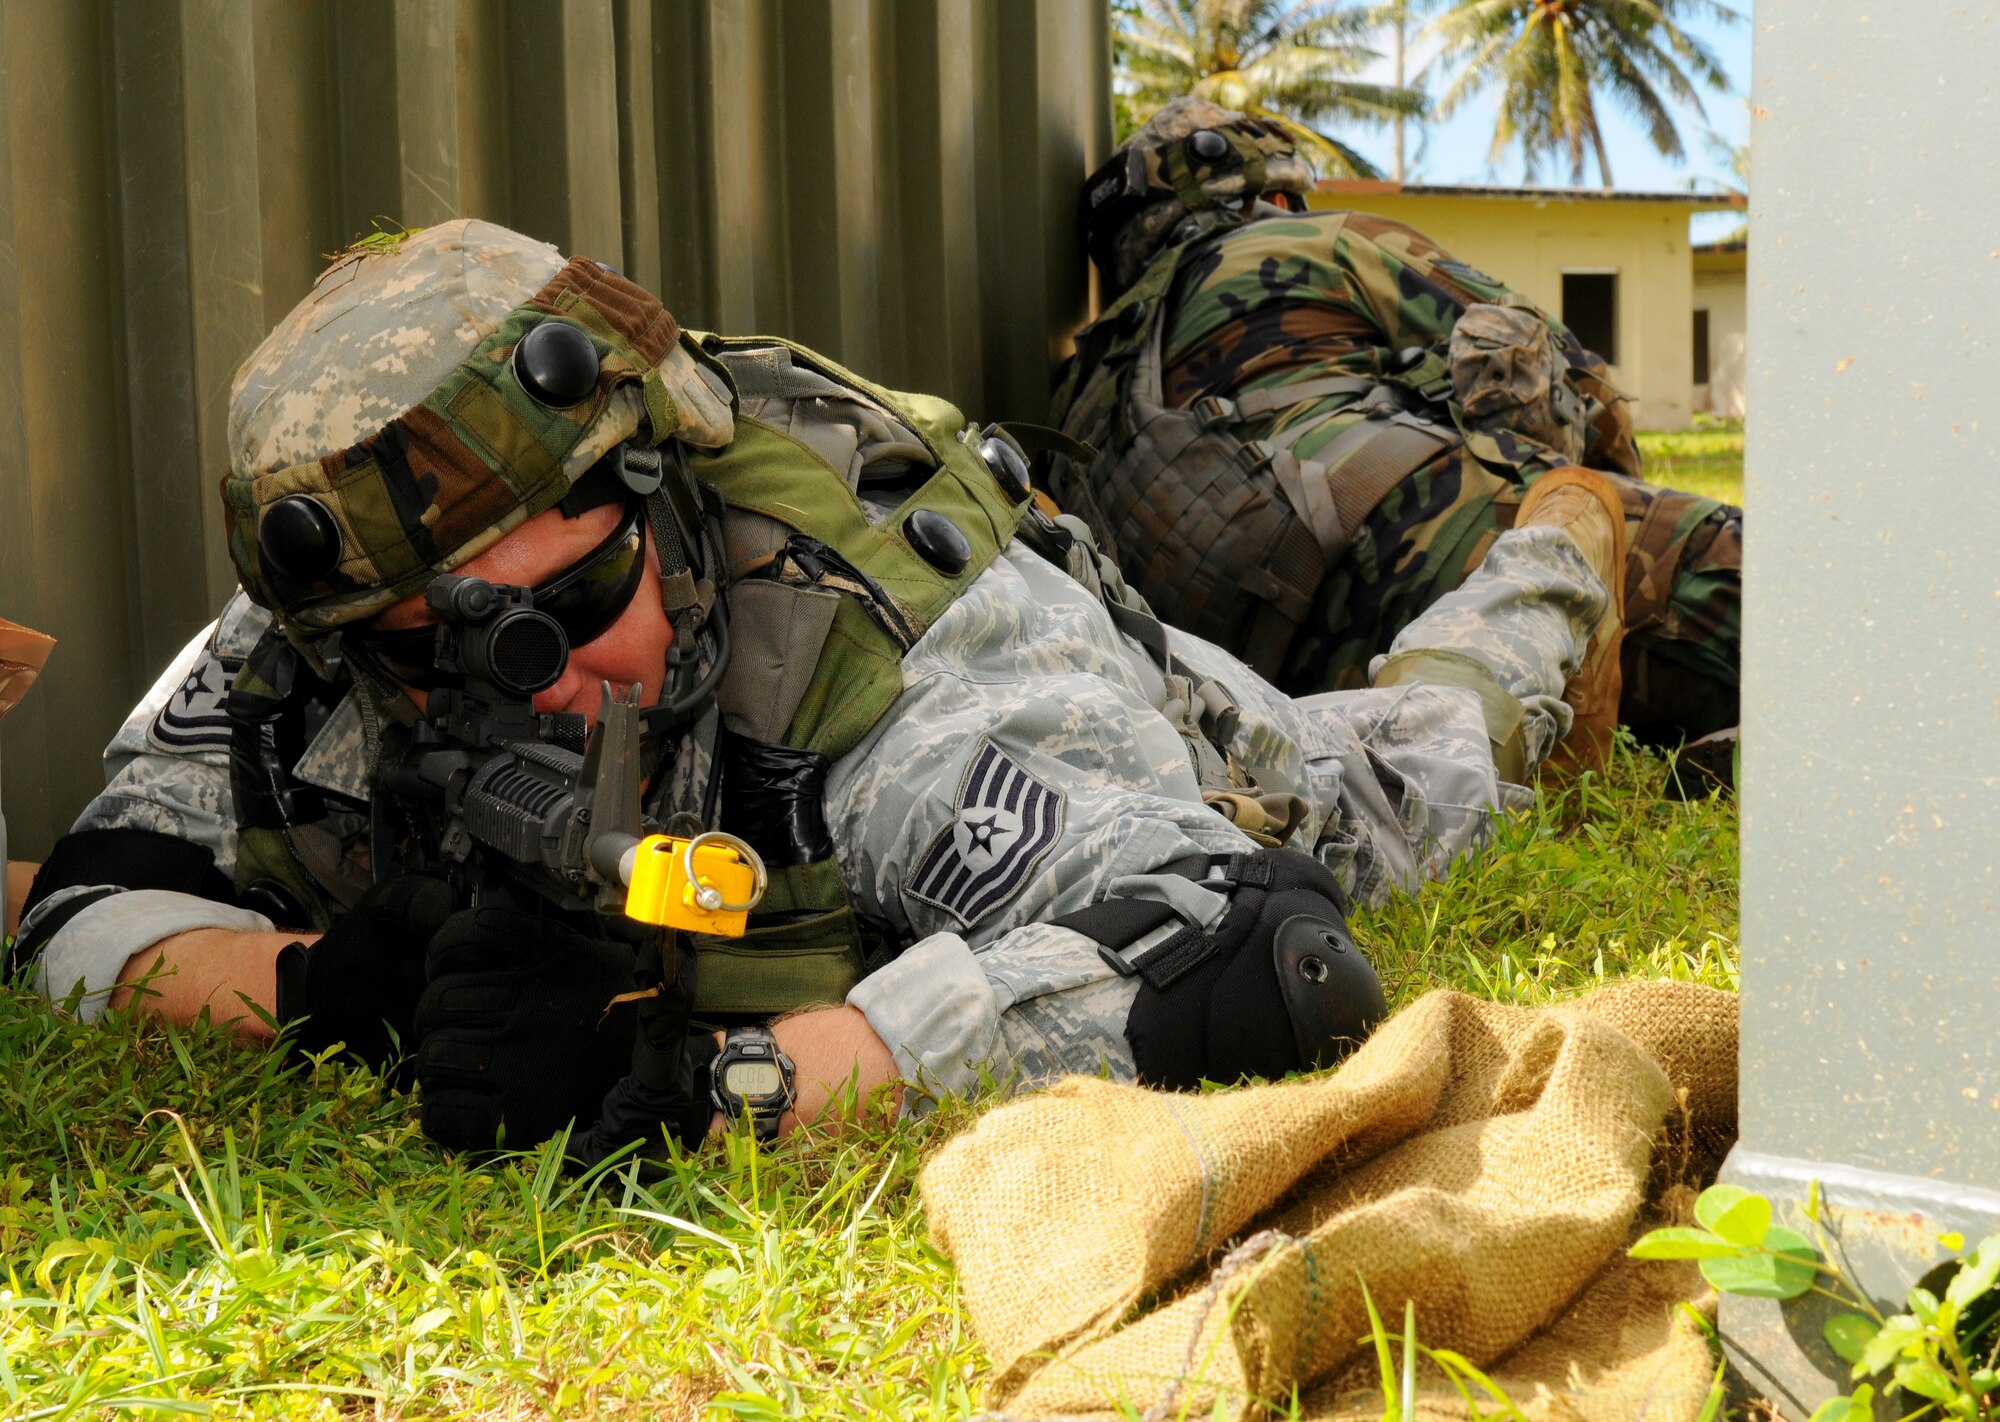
[{"xmin": 723, "ymin": 1059, "xmax": 785, "ymax": 1098}]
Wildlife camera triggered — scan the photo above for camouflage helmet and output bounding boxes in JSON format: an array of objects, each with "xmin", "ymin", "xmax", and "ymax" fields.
[
  {"xmin": 221, "ymin": 219, "xmax": 734, "ymax": 652},
  {"xmin": 1081, "ymin": 97, "xmax": 1317, "ymax": 296}
]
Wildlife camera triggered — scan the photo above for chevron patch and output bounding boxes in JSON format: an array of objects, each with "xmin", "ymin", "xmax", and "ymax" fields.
[
  {"xmin": 148, "ymin": 650, "xmax": 242, "ymax": 753},
  {"xmin": 906, "ymin": 741, "xmax": 1066, "ymax": 927}
]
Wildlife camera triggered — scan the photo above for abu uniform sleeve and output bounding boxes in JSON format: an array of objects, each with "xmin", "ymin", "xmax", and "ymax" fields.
[
  {"xmin": 831, "ymin": 546, "xmax": 1254, "ymax": 1103},
  {"xmin": 834, "ymin": 525, "xmax": 1601, "ymax": 1103},
  {"xmin": 14, "ymin": 593, "xmax": 276, "ymax": 1020}
]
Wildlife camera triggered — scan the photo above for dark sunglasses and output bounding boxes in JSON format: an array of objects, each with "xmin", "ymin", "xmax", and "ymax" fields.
[{"xmin": 350, "ymin": 498, "xmax": 647, "ymax": 692}]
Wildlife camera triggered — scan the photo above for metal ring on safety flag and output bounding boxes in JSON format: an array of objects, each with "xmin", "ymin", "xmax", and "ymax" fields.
[{"xmin": 684, "ymin": 831, "xmax": 768, "ymax": 914}]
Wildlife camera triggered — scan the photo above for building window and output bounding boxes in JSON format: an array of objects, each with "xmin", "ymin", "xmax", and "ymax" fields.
[
  {"xmin": 1693, "ymin": 308, "xmax": 1712, "ymax": 384},
  {"xmin": 1562, "ymin": 270, "xmax": 1619, "ymax": 365}
]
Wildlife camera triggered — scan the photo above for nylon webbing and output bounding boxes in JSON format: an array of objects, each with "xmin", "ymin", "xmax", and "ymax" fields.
[
  {"xmin": 1231, "ymin": 375, "xmax": 1377, "ymax": 419},
  {"xmin": 1271, "ymin": 449, "xmax": 1350, "ymax": 566},
  {"xmin": 995, "ymin": 421, "xmax": 1098, "ymax": 467},
  {"xmin": 1048, "ymin": 852, "xmax": 1282, "ymax": 989},
  {"xmin": 1101, "ymin": 598, "xmax": 1242, "ymax": 755},
  {"xmin": 645, "ymin": 484, "xmax": 701, "ymax": 624},
  {"xmin": 1322, "ymin": 419, "xmax": 1452, "ymax": 536}
]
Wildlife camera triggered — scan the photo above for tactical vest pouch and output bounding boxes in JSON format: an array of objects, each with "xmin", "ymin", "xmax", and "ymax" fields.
[
  {"xmin": 1054, "ymin": 246, "xmax": 1598, "ymax": 681},
  {"xmin": 1449, "ymin": 303, "xmax": 1585, "ymax": 463},
  {"xmin": 689, "ymin": 862, "xmax": 874, "ymax": 1015},
  {"xmin": 688, "ymin": 733, "xmax": 876, "ymax": 1015},
  {"xmin": 228, "ymin": 626, "xmax": 371, "ymax": 930},
  {"xmin": 714, "ymin": 580, "xmax": 840, "ymax": 743},
  {"xmin": 1052, "ymin": 246, "xmax": 1463, "ymax": 680},
  {"xmin": 676, "ymin": 337, "xmax": 1031, "ymax": 1013},
  {"xmin": 1053, "ymin": 303, "xmax": 1324, "ymax": 677},
  {"xmin": 691, "ymin": 335, "xmax": 1028, "ymax": 762}
]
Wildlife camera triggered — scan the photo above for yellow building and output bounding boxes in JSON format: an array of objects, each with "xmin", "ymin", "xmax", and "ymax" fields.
[
  {"xmin": 1693, "ymin": 239, "xmax": 1748, "ymax": 418},
  {"xmin": 1308, "ymin": 181, "xmax": 1745, "ymax": 431}
]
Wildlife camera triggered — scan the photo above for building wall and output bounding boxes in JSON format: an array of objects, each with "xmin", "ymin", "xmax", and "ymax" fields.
[
  {"xmin": 0, "ymin": 0, "xmax": 1111, "ymax": 859},
  {"xmin": 1305, "ymin": 190, "xmax": 1698, "ymax": 431},
  {"xmin": 1693, "ymin": 252, "xmax": 1747, "ymax": 418}
]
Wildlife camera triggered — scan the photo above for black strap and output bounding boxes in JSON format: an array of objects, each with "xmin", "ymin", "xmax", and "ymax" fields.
[
  {"xmin": 993, "ymin": 421, "xmax": 1098, "ymax": 468},
  {"xmin": 23, "ymin": 827, "xmax": 235, "ymax": 914},
  {"xmin": 1125, "ymin": 925, "xmax": 1220, "ymax": 990},
  {"xmin": 1050, "ymin": 896, "xmax": 1179, "ymax": 957},
  {"xmin": 1048, "ymin": 852, "xmax": 1227, "ymax": 987}
]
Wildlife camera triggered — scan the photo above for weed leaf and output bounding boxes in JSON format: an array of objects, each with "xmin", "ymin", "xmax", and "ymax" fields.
[
  {"xmin": 1823, "ymin": 1313, "xmax": 1879, "ymax": 1365},
  {"xmin": 1894, "ymin": 1358, "xmax": 1955, "ymax": 1402},
  {"xmin": 1694, "ymin": 1184, "xmax": 1771, "ymax": 1247},
  {"xmin": 1945, "ymin": 1234, "xmax": 2000, "ymax": 1313},
  {"xmin": 1629, "ymin": 1227, "xmax": 1743, "ymax": 1261},
  {"xmin": 1857, "ymin": 1314, "xmax": 1927, "ymax": 1376},
  {"xmin": 1699, "ymin": 1225, "xmax": 1816, "ymax": 1299},
  {"xmin": 1807, "ymin": 1383, "xmax": 1874, "ymax": 1422}
]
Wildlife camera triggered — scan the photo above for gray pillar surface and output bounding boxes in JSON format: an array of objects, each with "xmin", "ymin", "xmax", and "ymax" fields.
[{"xmin": 1726, "ymin": 3, "xmax": 2000, "ymax": 1413}]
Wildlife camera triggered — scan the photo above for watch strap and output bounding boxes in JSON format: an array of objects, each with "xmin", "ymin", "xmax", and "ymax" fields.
[{"xmin": 711, "ymin": 1025, "xmax": 793, "ymax": 1142}]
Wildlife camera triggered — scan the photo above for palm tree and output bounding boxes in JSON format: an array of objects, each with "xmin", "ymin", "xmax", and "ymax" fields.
[
  {"xmin": 1117, "ymin": 0, "xmax": 1426, "ymax": 179},
  {"xmin": 1425, "ymin": 0, "xmax": 1737, "ymax": 187}
]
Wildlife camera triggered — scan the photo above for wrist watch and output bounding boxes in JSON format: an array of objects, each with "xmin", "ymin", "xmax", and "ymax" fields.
[{"xmin": 710, "ymin": 1025, "xmax": 797, "ymax": 1142}]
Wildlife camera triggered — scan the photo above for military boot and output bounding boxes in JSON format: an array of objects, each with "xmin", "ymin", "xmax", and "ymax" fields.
[{"xmin": 1515, "ymin": 466, "xmax": 1628, "ymax": 777}]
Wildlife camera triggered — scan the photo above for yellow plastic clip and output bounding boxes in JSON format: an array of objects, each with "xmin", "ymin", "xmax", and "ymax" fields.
[{"xmin": 623, "ymin": 832, "xmax": 766, "ymax": 938}]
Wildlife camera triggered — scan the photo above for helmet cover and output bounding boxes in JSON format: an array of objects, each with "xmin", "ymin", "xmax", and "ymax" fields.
[
  {"xmin": 1082, "ymin": 97, "xmax": 1317, "ymax": 294},
  {"xmin": 221, "ymin": 219, "xmax": 734, "ymax": 645}
]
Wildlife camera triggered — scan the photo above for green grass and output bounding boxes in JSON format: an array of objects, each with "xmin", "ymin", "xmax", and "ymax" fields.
[
  {"xmin": 0, "ymin": 743, "xmax": 1737, "ymax": 1419},
  {"xmin": 1637, "ymin": 417, "xmax": 1745, "ymax": 504}
]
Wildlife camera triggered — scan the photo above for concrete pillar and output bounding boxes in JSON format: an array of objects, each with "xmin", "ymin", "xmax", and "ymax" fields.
[{"xmin": 1724, "ymin": 3, "xmax": 2000, "ymax": 1414}]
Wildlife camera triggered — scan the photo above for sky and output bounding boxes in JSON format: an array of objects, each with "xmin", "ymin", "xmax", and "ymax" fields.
[{"xmin": 1341, "ymin": 0, "xmax": 1753, "ymax": 238}]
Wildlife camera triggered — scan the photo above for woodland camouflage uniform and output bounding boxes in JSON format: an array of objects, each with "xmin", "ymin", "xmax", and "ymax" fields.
[{"xmin": 1053, "ymin": 102, "xmax": 1742, "ymax": 746}]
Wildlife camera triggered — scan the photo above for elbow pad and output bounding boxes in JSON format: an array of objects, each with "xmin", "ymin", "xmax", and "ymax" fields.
[{"xmin": 1052, "ymin": 848, "xmax": 1386, "ymax": 1090}]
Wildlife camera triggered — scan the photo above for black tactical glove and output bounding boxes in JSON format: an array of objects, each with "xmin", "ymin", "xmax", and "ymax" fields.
[
  {"xmin": 273, "ymin": 873, "xmax": 456, "ymax": 1076},
  {"xmin": 413, "ymin": 906, "xmax": 664, "ymax": 1152},
  {"xmin": 570, "ymin": 1011, "xmax": 719, "ymax": 1172}
]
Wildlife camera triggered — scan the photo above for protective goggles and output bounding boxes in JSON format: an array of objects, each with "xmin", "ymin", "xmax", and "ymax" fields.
[{"xmin": 347, "ymin": 495, "xmax": 647, "ymax": 692}]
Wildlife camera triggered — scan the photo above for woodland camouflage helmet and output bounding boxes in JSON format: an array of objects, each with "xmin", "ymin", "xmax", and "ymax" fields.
[
  {"xmin": 220, "ymin": 219, "xmax": 734, "ymax": 660},
  {"xmin": 1081, "ymin": 96, "xmax": 1317, "ymax": 297}
]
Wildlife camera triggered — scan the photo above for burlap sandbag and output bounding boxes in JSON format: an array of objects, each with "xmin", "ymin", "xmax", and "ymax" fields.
[{"xmin": 922, "ymin": 982, "xmax": 1736, "ymax": 1420}]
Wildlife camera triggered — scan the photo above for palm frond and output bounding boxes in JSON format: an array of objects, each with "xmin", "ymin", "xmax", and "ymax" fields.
[
  {"xmin": 1113, "ymin": 0, "xmax": 1424, "ymax": 169},
  {"xmin": 1419, "ymin": 0, "xmax": 1732, "ymax": 183}
]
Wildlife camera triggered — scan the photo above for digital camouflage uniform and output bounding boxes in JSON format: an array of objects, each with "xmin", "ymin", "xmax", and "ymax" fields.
[
  {"xmin": 21, "ymin": 220, "xmax": 1609, "ymax": 1108},
  {"xmin": 1054, "ymin": 209, "xmax": 1743, "ymax": 746}
]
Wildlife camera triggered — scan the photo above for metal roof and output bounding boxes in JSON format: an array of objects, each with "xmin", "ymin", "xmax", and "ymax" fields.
[{"xmin": 1317, "ymin": 179, "xmax": 1746, "ymax": 210}]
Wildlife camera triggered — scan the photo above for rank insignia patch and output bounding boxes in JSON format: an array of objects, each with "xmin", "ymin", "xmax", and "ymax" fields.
[
  {"xmin": 148, "ymin": 651, "xmax": 241, "ymax": 752},
  {"xmin": 907, "ymin": 741, "xmax": 1066, "ymax": 926}
]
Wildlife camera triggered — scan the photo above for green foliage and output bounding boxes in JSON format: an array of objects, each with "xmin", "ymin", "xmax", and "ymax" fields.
[
  {"xmin": 1115, "ymin": 0, "xmax": 1425, "ymax": 176},
  {"xmin": 1633, "ymin": 1187, "xmax": 2000, "ymax": 1421},
  {"xmin": 1356, "ymin": 737, "xmax": 1740, "ymax": 1012},
  {"xmin": 1628, "ymin": 1184, "xmax": 1820, "ymax": 1299},
  {"xmin": 1357, "ymin": 1278, "xmax": 1532, "ymax": 1420},
  {"xmin": 0, "ymin": 745, "xmax": 1736, "ymax": 1415},
  {"xmin": 1423, "ymin": 0, "xmax": 1740, "ymax": 187},
  {"xmin": 1637, "ymin": 419, "xmax": 1744, "ymax": 505}
]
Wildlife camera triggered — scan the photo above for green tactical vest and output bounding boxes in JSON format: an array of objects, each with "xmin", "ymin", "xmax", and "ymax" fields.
[
  {"xmin": 230, "ymin": 333, "xmax": 1032, "ymax": 1018},
  {"xmin": 673, "ymin": 334, "xmax": 1030, "ymax": 1013}
]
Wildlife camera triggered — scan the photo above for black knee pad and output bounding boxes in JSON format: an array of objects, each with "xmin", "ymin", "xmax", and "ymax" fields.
[{"xmin": 1054, "ymin": 848, "xmax": 1387, "ymax": 1090}]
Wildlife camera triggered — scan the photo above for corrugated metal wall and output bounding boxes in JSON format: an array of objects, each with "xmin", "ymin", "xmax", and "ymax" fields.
[{"xmin": 0, "ymin": 0, "xmax": 1111, "ymax": 858}]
